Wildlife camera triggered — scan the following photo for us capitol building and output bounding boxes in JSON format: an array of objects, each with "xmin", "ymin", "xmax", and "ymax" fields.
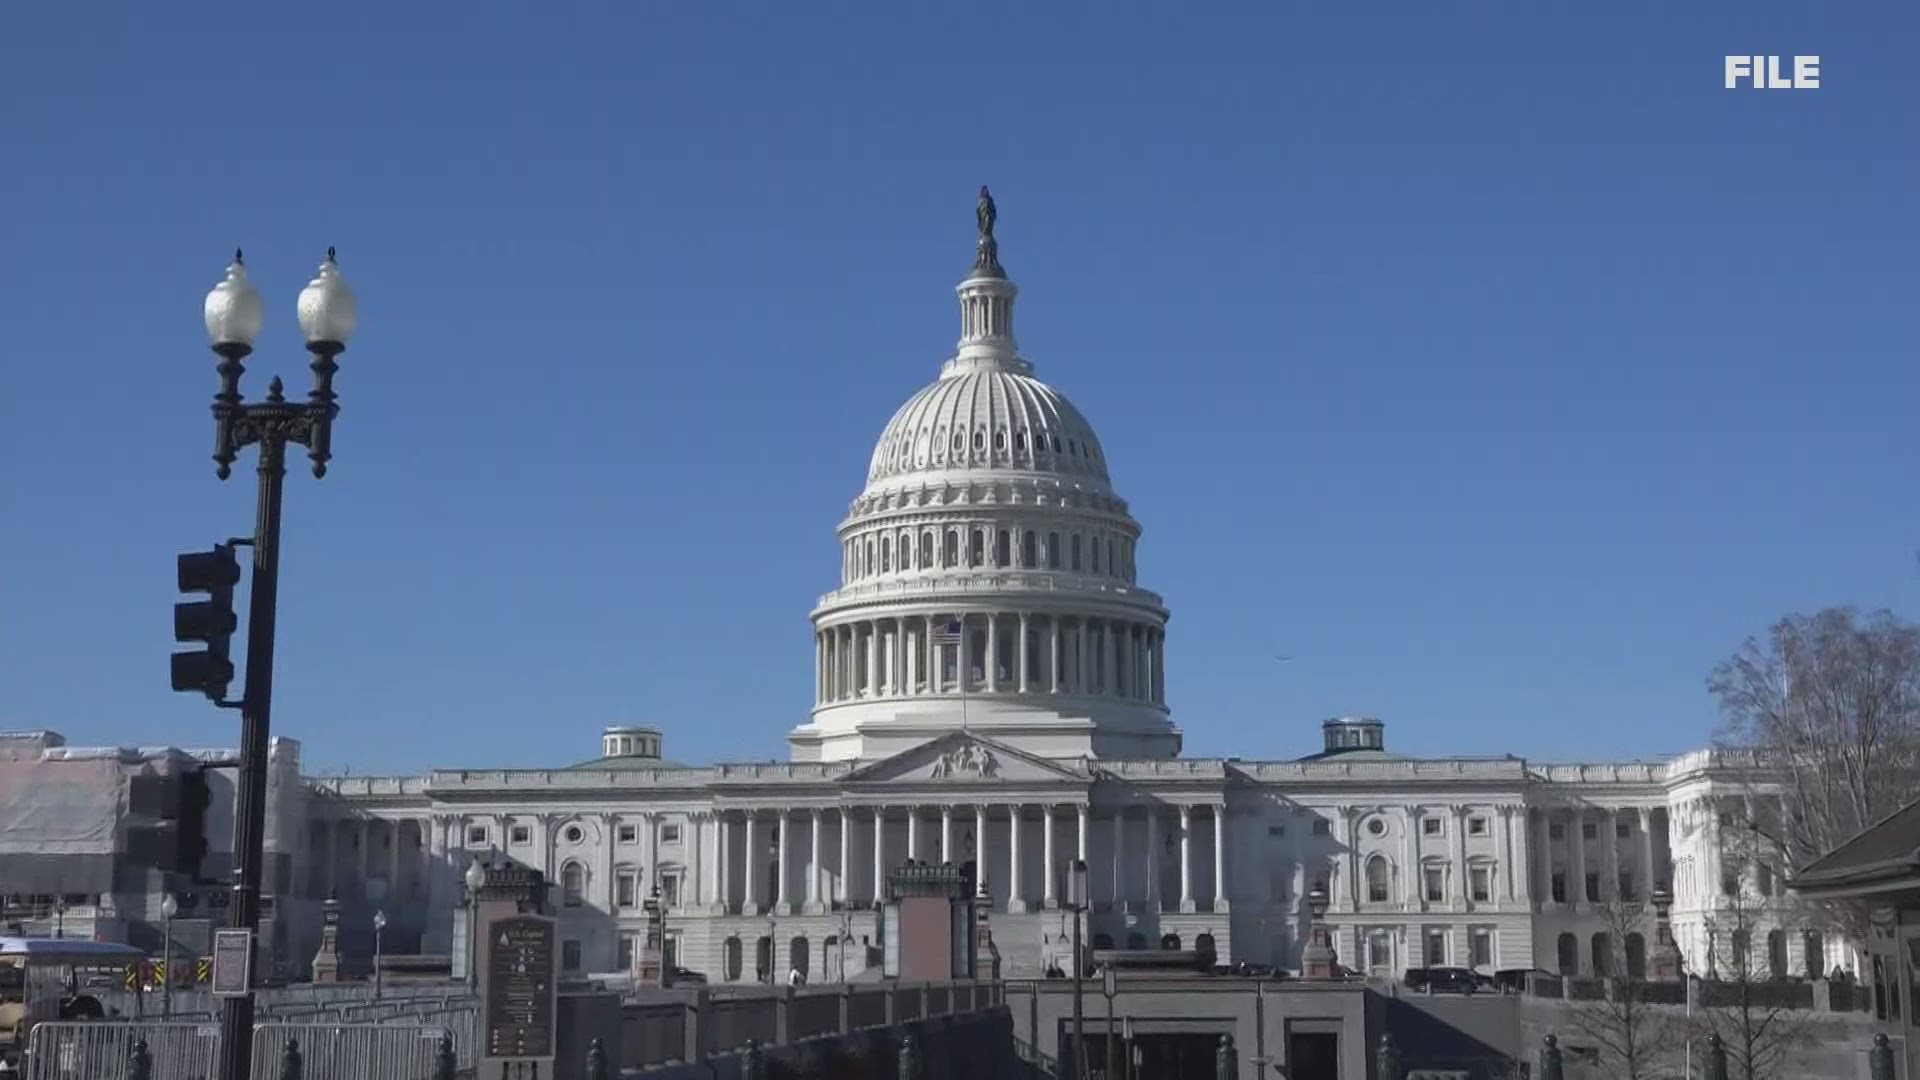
[{"xmin": 294, "ymin": 194, "xmax": 1819, "ymax": 986}]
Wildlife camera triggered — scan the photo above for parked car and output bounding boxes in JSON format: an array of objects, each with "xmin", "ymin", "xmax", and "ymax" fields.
[
  {"xmin": 669, "ymin": 968, "xmax": 708, "ymax": 986},
  {"xmin": 1403, "ymin": 966, "xmax": 1483, "ymax": 994}
]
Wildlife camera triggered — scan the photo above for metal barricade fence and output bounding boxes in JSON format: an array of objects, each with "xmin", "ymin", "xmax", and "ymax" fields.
[
  {"xmin": 250, "ymin": 1023, "xmax": 451, "ymax": 1080},
  {"xmin": 24, "ymin": 1021, "xmax": 221, "ymax": 1080}
]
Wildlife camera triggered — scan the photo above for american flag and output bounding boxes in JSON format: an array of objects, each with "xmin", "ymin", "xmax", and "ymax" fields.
[{"xmin": 930, "ymin": 619, "xmax": 964, "ymax": 645}]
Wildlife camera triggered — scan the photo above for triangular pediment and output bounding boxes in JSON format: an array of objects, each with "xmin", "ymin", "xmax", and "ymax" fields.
[{"xmin": 842, "ymin": 732, "xmax": 1087, "ymax": 786}]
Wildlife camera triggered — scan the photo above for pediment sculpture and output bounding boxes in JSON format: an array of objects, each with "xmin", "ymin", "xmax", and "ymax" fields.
[{"xmin": 930, "ymin": 742, "xmax": 999, "ymax": 779}]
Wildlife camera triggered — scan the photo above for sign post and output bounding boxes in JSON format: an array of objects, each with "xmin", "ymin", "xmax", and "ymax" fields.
[
  {"xmin": 210, "ymin": 929, "xmax": 253, "ymax": 998},
  {"xmin": 481, "ymin": 914, "xmax": 558, "ymax": 1080}
]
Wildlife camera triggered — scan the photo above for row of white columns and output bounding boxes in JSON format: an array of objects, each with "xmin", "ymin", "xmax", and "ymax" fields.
[
  {"xmin": 1532, "ymin": 806, "xmax": 1666, "ymax": 906},
  {"xmin": 698, "ymin": 803, "xmax": 1228, "ymax": 916},
  {"xmin": 815, "ymin": 613, "xmax": 1166, "ymax": 706},
  {"xmin": 840, "ymin": 522, "xmax": 1137, "ymax": 586}
]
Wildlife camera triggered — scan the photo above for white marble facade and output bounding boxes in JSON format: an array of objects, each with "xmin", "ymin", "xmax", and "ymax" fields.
[{"xmin": 293, "ymin": 201, "xmax": 1827, "ymax": 985}]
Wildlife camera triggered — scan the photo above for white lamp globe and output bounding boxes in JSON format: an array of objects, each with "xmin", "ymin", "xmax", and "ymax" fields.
[
  {"xmin": 204, "ymin": 250, "xmax": 264, "ymax": 348},
  {"xmin": 465, "ymin": 859, "xmax": 486, "ymax": 892},
  {"xmin": 160, "ymin": 894, "xmax": 178, "ymax": 919},
  {"xmin": 296, "ymin": 247, "xmax": 358, "ymax": 345}
]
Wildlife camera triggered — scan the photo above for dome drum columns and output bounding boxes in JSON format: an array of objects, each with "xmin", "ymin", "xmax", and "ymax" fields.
[{"xmin": 812, "ymin": 611, "xmax": 1166, "ymax": 709}]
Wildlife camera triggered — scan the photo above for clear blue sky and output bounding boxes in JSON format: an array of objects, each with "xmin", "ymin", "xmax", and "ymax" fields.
[{"xmin": 3, "ymin": 3, "xmax": 1915, "ymax": 775}]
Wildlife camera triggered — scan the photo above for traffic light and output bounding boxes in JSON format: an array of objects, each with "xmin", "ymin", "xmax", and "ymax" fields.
[
  {"xmin": 175, "ymin": 767, "xmax": 211, "ymax": 879},
  {"xmin": 172, "ymin": 544, "xmax": 240, "ymax": 700}
]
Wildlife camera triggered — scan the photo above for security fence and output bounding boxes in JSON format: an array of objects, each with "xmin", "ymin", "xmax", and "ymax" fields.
[{"xmin": 21, "ymin": 1021, "xmax": 459, "ymax": 1080}]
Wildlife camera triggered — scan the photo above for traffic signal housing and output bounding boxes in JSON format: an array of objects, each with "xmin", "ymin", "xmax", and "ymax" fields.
[
  {"xmin": 175, "ymin": 766, "xmax": 211, "ymax": 879},
  {"xmin": 172, "ymin": 544, "xmax": 240, "ymax": 700}
]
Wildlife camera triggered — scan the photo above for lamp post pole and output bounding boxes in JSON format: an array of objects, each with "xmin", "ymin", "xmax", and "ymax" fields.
[
  {"xmin": 465, "ymin": 859, "xmax": 486, "ymax": 994},
  {"xmin": 372, "ymin": 910, "xmax": 386, "ymax": 1000},
  {"xmin": 1102, "ymin": 965, "xmax": 1117, "ymax": 1080},
  {"xmin": 767, "ymin": 914, "xmax": 778, "ymax": 986},
  {"xmin": 160, "ymin": 894, "xmax": 178, "ymax": 1019},
  {"xmin": 1068, "ymin": 859, "xmax": 1089, "ymax": 1080},
  {"xmin": 199, "ymin": 250, "xmax": 357, "ymax": 1080}
]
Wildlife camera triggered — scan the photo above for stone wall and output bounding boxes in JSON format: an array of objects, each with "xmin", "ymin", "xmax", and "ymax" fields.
[
  {"xmin": 630, "ymin": 1006, "xmax": 1029, "ymax": 1080},
  {"xmin": 1518, "ymin": 995, "xmax": 1883, "ymax": 1080}
]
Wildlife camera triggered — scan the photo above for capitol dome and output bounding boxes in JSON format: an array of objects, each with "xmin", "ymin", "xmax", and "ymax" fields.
[{"xmin": 789, "ymin": 191, "xmax": 1179, "ymax": 764}]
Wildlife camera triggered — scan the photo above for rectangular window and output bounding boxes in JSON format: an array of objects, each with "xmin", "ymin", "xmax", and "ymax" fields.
[
  {"xmin": 1423, "ymin": 867, "xmax": 1445, "ymax": 902},
  {"xmin": 1551, "ymin": 871, "xmax": 1567, "ymax": 903},
  {"xmin": 615, "ymin": 871, "xmax": 637, "ymax": 909},
  {"xmin": 1471, "ymin": 929, "xmax": 1493, "ymax": 968},
  {"xmin": 1467, "ymin": 817, "xmax": 1488, "ymax": 837},
  {"xmin": 617, "ymin": 934, "xmax": 636, "ymax": 971},
  {"xmin": 1585, "ymin": 872, "xmax": 1600, "ymax": 902},
  {"xmin": 1582, "ymin": 822, "xmax": 1597, "ymax": 841},
  {"xmin": 1469, "ymin": 866, "xmax": 1491, "ymax": 902},
  {"xmin": 618, "ymin": 825, "xmax": 638, "ymax": 844},
  {"xmin": 1549, "ymin": 823, "xmax": 1565, "ymax": 841},
  {"xmin": 1423, "ymin": 818, "xmax": 1443, "ymax": 837},
  {"xmin": 1312, "ymin": 819, "xmax": 1331, "ymax": 837},
  {"xmin": 660, "ymin": 823, "xmax": 682, "ymax": 845},
  {"xmin": 662, "ymin": 873, "xmax": 681, "ymax": 909},
  {"xmin": 1616, "ymin": 821, "xmax": 1631, "ymax": 839},
  {"xmin": 562, "ymin": 940, "xmax": 582, "ymax": 973},
  {"xmin": 1368, "ymin": 873, "xmax": 1389, "ymax": 904},
  {"xmin": 509, "ymin": 825, "xmax": 531, "ymax": 846},
  {"xmin": 1426, "ymin": 931, "xmax": 1447, "ymax": 966},
  {"xmin": 1267, "ymin": 825, "xmax": 1286, "ymax": 838},
  {"xmin": 466, "ymin": 825, "xmax": 488, "ymax": 846},
  {"xmin": 664, "ymin": 931, "xmax": 682, "ymax": 972}
]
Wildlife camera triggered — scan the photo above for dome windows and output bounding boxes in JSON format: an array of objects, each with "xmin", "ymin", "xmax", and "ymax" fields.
[
  {"xmin": 994, "ymin": 431, "xmax": 1007, "ymax": 453},
  {"xmin": 969, "ymin": 528, "xmax": 985, "ymax": 568},
  {"xmin": 972, "ymin": 430, "xmax": 985, "ymax": 453}
]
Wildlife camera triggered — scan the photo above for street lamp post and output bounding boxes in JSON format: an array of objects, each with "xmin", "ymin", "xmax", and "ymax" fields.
[
  {"xmin": 372, "ymin": 910, "xmax": 386, "ymax": 1000},
  {"xmin": 1102, "ymin": 965, "xmax": 1117, "ymax": 1080},
  {"xmin": 200, "ymin": 249, "xmax": 357, "ymax": 1080},
  {"xmin": 464, "ymin": 859, "xmax": 486, "ymax": 993},
  {"xmin": 767, "ymin": 913, "xmax": 779, "ymax": 985},
  {"xmin": 1067, "ymin": 859, "xmax": 1089, "ymax": 1080},
  {"xmin": 642, "ymin": 885, "xmax": 664, "ymax": 986},
  {"xmin": 53, "ymin": 898, "xmax": 66, "ymax": 940},
  {"xmin": 160, "ymin": 894, "xmax": 179, "ymax": 1019}
]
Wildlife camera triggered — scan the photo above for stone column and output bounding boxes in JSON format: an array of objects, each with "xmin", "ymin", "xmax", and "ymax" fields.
[
  {"xmin": 1008, "ymin": 805, "xmax": 1026, "ymax": 913},
  {"xmin": 1402, "ymin": 806, "xmax": 1423, "ymax": 905},
  {"xmin": 806, "ymin": 809, "xmax": 824, "ymax": 913},
  {"xmin": 1512, "ymin": 805, "xmax": 1533, "ymax": 904},
  {"xmin": 1337, "ymin": 806, "xmax": 1358, "ymax": 912},
  {"xmin": 871, "ymin": 807, "xmax": 885, "ymax": 902},
  {"xmin": 1145, "ymin": 809, "xmax": 1159, "ymax": 911},
  {"xmin": 776, "ymin": 811, "xmax": 791, "ymax": 914},
  {"xmin": 1638, "ymin": 806, "xmax": 1656, "ymax": 895},
  {"xmin": 838, "ymin": 810, "xmax": 851, "ymax": 907},
  {"xmin": 1049, "ymin": 618, "xmax": 1062, "ymax": 693},
  {"xmin": 1111, "ymin": 809, "xmax": 1126, "ymax": 908},
  {"xmin": 986, "ymin": 614, "xmax": 999, "ymax": 692},
  {"xmin": 1076, "ymin": 805, "xmax": 1089, "ymax": 863},
  {"xmin": 906, "ymin": 620, "xmax": 919, "ymax": 695},
  {"xmin": 940, "ymin": 807, "xmax": 954, "ymax": 864},
  {"xmin": 715, "ymin": 813, "xmax": 732, "ymax": 914},
  {"xmin": 974, "ymin": 805, "xmax": 989, "ymax": 894},
  {"xmin": 1495, "ymin": 806, "xmax": 1514, "ymax": 902},
  {"xmin": 1568, "ymin": 810, "xmax": 1587, "ymax": 907},
  {"xmin": 957, "ymin": 615, "xmax": 971, "ymax": 693},
  {"xmin": 1601, "ymin": 809, "xmax": 1620, "ymax": 900},
  {"xmin": 1534, "ymin": 810, "xmax": 1551, "ymax": 901},
  {"xmin": 815, "ymin": 632, "xmax": 824, "ymax": 704},
  {"xmin": 1017, "ymin": 614, "xmax": 1031, "ymax": 693},
  {"xmin": 866, "ymin": 623, "xmax": 879, "ymax": 698},
  {"xmin": 906, "ymin": 810, "xmax": 920, "ymax": 861},
  {"xmin": 1212, "ymin": 803, "xmax": 1229, "ymax": 912},
  {"xmin": 1074, "ymin": 619, "xmax": 1087, "ymax": 694},
  {"xmin": 1451, "ymin": 805, "xmax": 1469, "ymax": 906},
  {"xmin": 1043, "ymin": 806, "xmax": 1058, "ymax": 909},
  {"xmin": 688, "ymin": 813, "xmax": 704, "ymax": 908},
  {"xmin": 742, "ymin": 814, "xmax": 759, "ymax": 916},
  {"xmin": 1178, "ymin": 805, "xmax": 1195, "ymax": 912}
]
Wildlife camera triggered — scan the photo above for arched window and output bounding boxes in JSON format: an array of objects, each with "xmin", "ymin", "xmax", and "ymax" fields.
[
  {"xmin": 1803, "ymin": 931, "xmax": 1826, "ymax": 977},
  {"xmin": 1020, "ymin": 531, "xmax": 1036, "ymax": 567},
  {"xmin": 1107, "ymin": 538, "xmax": 1117, "ymax": 576},
  {"xmin": 1091, "ymin": 536, "xmax": 1101, "ymax": 573},
  {"xmin": 1591, "ymin": 933, "xmax": 1613, "ymax": 977},
  {"xmin": 1194, "ymin": 933, "xmax": 1217, "ymax": 961},
  {"xmin": 789, "ymin": 937, "xmax": 810, "ymax": 980},
  {"xmin": 755, "ymin": 936, "xmax": 773, "ymax": 982},
  {"xmin": 880, "ymin": 537, "xmax": 891, "ymax": 572},
  {"xmin": 969, "ymin": 528, "xmax": 985, "ymax": 567},
  {"xmin": 1071, "ymin": 535, "xmax": 1083, "ymax": 570},
  {"xmin": 995, "ymin": 530, "xmax": 1010, "ymax": 567},
  {"xmin": 1047, "ymin": 533, "xmax": 1061, "ymax": 570},
  {"xmin": 722, "ymin": 936, "xmax": 743, "ymax": 981},
  {"xmin": 1015, "ymin": 431, "xmax": 1027, "ymax": 454},
  {"xmin": 1556, "ymin": 933, "xmax": 1579, "ymax": 975},
  {"xmin": 972, "ymin": 430, "xmax": 985, "ymax": 453},
  {"xmin": 1767, "ymin": 929, "xmax": 1788, "ymax": 978},
  {"xmin": 864, "ymin": 540, "xmax": 874, "ymax": 577},
  {"xmin": 1160, "ymin": 933, "xmax": 1181, "ymax": 951},
  {"xmin": 943, "ymin": 529, "xmax": 959, "ymax": 568},
  {"xmin": 561, "ymin": 862, "xmax": 586, "ymax": 908},
  {"xmin": 1730, "ymin": 929, "xmax": 1752, "ymax": 976},
  {"xmin": 920, "ymin": 530, "xmax": 934, "ymax": 568},
  {"xmin": 994, "ymin": 431, "xmax": 1006, "ymax": 453},
  {"xmin": 1366, "ymin": 856, "xmax": 1391, "ymax": 903}
]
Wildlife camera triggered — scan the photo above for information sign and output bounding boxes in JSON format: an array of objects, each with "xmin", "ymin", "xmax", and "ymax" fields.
[
  {"xmin": 211, "ymin": 929, "xmax": 252, "ymax": 997},
  {"xmin": 482, "ymin": 915, "xmax": 557, "ymax": 1061}
]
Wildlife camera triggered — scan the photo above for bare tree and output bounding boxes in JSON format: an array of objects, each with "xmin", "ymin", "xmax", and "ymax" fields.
[
  {"xmin": 1566, "ymin": 898, "xmax": 1679, "ymax": 1080},
  {"xmin": 1707, "ymin": 607, "xmax": 1920, "ymax": 938},
  {"xmin": 1687, "ymin": 827, "xmax": 1814, "ymax": 1080}
]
